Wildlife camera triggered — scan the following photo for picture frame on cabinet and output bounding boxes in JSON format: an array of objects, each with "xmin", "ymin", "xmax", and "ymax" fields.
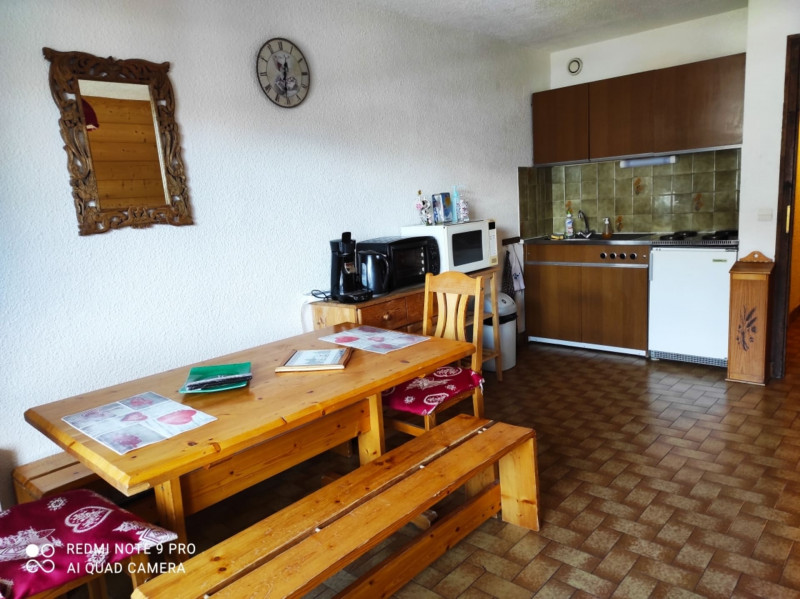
[{"xmin": 432, "ymin": 192, "xmax": 452, "ymax": 224}]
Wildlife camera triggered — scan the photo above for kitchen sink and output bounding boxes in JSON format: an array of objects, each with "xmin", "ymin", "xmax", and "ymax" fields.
[
  {"xmin": 560, "ymin": 233, "xmax": 648, "ymax": 241},
  {"xmin": 607, "ymin": 233, "xmax": 648, "ymax": 240}
]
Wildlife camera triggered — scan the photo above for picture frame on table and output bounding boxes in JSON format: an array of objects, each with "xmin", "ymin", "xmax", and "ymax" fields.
[{"xmin": 275, "ymin": 348, "xmax": 354, "ymax": 372}]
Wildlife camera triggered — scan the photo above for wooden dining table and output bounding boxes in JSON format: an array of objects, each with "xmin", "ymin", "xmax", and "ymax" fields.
[{"xmin": 24, "ymin": 323, "xmax": 474, "ymax": 542}]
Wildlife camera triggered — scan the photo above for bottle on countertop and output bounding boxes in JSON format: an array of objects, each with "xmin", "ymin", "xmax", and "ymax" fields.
[
  {"xmin": 602, "ymin": 217, "xmax": 613, "ymax": 239},
  {"xmin": 458, "ymin": 196, "xmax": 469, "ymax": 222},
  {"xmin": 451, "ymin": 186, "xmax": 461, "ymax": 223},
  {"xmin": 565, "ymin": 210, "xmax": 574, "ymax": 238}
]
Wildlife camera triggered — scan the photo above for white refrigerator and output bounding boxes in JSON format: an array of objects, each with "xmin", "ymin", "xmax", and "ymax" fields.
[{"xmin": 648, "ymin": 247, "xmax": 738, "ymax": 367}]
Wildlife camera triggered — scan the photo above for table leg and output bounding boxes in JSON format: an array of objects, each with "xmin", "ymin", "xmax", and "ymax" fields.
[
  {"xmin": 357, "ymin": 393, "xmax": 385, "ymax": 464},
  {"xmin": 154, "ymin": 478, "xmax": 187, "ymax": 545}
]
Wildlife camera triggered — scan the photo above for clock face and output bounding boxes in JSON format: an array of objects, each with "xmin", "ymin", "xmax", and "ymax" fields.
[{"xmin": 256, "ymin": 38, "xmax": 310, "ymax": 108}]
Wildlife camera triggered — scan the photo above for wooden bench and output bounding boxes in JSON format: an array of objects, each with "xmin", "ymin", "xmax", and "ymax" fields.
[
  {"xmin": 132, "ymin": 414, "xmax": 539, "ymax": 599},
  {"xmin": 12, "ymin": 452, "xmax": 156, "ymax": 521},
  {"xmin": 13, "ymin": 452, "xmax": 105, "ymax": 503}
]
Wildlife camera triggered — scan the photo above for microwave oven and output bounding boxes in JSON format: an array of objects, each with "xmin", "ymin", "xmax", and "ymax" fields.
[
  {"xmin": 400, "ymin": 220, "xmax": 498, "ymax": 274},
  {"xmin": 355, "ymin": 236, "xmax": 440, "ymax": 295}
]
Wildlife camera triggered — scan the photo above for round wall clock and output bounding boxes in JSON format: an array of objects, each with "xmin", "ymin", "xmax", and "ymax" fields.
[{"xmin": 256, "ymin": 38, "xmax": 310, "ymax": 108}]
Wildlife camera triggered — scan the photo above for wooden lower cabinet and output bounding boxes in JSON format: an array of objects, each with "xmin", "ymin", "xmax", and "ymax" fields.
[
  {"xmin": 581, "ymin": 266, "xmax": 648, "ymax": 350},
  {"xmin": 524, "ymin": 264, "xmax": 582, "ymax": 343},
  {"xmin": 524, "ymin": 244, "xmax": 649, "ymax": 352},
  {"xmin": 310, "ymin": 266, "xmax": 503, "ymax": 375},
  {"xmin": 311, "ymin": 287, "xmax": 427, "ymax": 333}
]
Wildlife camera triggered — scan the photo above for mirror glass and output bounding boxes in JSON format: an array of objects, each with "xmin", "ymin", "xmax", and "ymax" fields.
[
  {"xmin": 44, "ymin": 48, "xmax": 192, "ymax": 235},
  {"xmin": 78, "ymin": 80, "xmax": 169, "ymax": 211}
]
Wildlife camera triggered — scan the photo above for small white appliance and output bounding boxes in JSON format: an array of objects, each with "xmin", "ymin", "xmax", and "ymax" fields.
[
  {"xmin": 400, "ymin": 219, "xmax": 498, "ymax": 274},
  {"xmin": 648, "ymin": 247, "xmax": 737, "ymax": 367}
]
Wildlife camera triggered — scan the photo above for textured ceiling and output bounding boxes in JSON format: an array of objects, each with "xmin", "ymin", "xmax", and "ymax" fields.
[{"xmin": 358, "ymin": 0, "xmax": 748, "ymax": 50}]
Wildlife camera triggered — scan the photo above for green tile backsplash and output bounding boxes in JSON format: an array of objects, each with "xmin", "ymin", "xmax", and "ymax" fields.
[{"xmin": 518, "ymin": 149, "xmax": 740, "ymax": 239}]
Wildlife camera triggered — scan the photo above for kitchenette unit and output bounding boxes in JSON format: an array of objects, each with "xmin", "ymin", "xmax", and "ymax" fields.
[
  {"xmin": 523, "ymin": 231, "xmax": 739, "ymax": 365},
  {"xmin": 521, "ymin": 52, "xmax": 745, "ymax": 366},
  {"xmin": 523, "ymin": 236, "xmax": 651, "ymax": 356}
]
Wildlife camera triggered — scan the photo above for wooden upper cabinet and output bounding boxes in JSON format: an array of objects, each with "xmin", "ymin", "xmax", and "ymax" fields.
[
  {"xmin": 532, "ymin": 84, "xmax": 588, "ymax": 165},
  {"xmin": 652, "ymin": 53, "xmax": 745, "ymax": 153},
  {"xmin": 531, "ymin": 54, "xmax": 745, "ymax": 164},
  {"xmin": 589, "ymin": 71, "xmax": 654, "ymax": 159}
]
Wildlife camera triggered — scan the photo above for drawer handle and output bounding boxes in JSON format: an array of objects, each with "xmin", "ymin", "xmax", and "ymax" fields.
[{"xmin": 382, "ymin": 313, "xmax": 392, "ymax": 321}]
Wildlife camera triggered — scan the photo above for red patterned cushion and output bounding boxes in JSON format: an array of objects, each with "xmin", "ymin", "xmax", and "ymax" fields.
[
  {"xmin": 382, "ymin": 366, "xmax": 483, "ymax": 416},
  {"xmin": 0, "ymin": 489, "xmax": 176, "ymax": 599}
]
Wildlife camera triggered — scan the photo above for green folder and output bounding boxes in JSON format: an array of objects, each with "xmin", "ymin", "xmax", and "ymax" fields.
[{"xmin": 180, "ymin": 362, "xmax": 252, "ymax": 393}]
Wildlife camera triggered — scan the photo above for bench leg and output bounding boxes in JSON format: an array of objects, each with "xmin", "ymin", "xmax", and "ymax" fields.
[
  {"xmin": 357, "ymin": 394, "xmax": 385, "ymax": 464},
  {"xmin": 86, "ymin": 576, "xmax": 108, "ymax": 599},
  {"xmin": 126, "ymin": 553, "xmax": 150, "ymax": 588},
  {"xmin": 497, "ymin": 436, "xmax": 540, "ymax": 531}
]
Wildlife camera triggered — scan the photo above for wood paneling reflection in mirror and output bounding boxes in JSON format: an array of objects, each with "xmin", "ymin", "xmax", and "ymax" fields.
[
  {"xmin": 43, "ymin": 48, "xmax": 192, "ymax": 235},
  {"xmin": 79, "ymin": 81, "xmax": 169, "ymax": 211}
]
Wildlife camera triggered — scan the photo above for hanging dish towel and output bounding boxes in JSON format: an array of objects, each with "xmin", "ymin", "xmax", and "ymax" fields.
[
  {"xmin": 510, "ymin": 245, "xmax": 525, "ymax": 292},
  {"xmin": 501, "ymin": 249, "xmax": 515, "ymax": 297}
]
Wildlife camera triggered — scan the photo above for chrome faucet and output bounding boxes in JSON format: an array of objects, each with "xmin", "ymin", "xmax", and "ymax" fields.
[{"xmin": 577, "ymin": 210, "xmax": 593, "ymax": 238}]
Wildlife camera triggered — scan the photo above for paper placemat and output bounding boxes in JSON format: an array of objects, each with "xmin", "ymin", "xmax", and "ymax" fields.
[
  {"xmin": 62, "ymin": 392, "xmax": 216, "ymax": 455},
  {"xmin": 319, "ymin": 325, "xmax": 428, "ymax": 354}
]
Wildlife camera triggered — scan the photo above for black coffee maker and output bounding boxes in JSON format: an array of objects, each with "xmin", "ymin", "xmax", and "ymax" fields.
[{"xmin": 330, "ymin": 232, "xmax": 373, "ymax": 303}]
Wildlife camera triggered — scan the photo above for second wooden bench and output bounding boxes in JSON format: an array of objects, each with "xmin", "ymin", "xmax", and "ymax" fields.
[
  {"xmin": 133, "ymin": 414, "xmax": 539, "ymax": 599},
  {"xmin": 12, "ymin": 452, "xmax": 157, "ymax": 522}
]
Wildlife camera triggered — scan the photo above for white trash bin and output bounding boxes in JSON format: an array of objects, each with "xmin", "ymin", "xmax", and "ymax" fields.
[{"xmin": 483, "ymin": 292, "xmax": 517, "ymax": 371}]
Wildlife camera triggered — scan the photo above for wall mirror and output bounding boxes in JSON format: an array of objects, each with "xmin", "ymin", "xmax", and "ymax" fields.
[{"xmin": 44, "ymin": 48, "xmax": 192, "ymax": 235}]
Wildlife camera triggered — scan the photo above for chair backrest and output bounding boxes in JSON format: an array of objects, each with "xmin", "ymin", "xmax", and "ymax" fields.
[{"xmin": 421, "ymin": 271, "xmax": 484, "ymax": 372}]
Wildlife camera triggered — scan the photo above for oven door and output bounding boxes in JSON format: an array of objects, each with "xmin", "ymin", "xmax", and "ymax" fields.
[{"xmin": 388, "ymin": 241, "xmax": 429, "ymax": 290}]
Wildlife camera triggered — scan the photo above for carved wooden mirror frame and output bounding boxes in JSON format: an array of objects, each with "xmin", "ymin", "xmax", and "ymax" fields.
[{"xmin": 44, "ymin": 48, "xmax": 192, "ymax": 235}]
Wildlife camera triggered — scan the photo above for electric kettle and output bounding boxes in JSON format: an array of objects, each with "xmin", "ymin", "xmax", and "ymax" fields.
[{"xmin": 358, "ymin": 250, "xmax": 391, "ymax": 296}]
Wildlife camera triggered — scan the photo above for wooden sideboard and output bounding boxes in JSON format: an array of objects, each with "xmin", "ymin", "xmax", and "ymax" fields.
[{"xmin": 310, "ymin": 267, "xmax": 503, "ymax": 380}]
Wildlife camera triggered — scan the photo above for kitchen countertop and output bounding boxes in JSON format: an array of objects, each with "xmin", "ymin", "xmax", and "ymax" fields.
[
  {"xmin": 522, "ymin": 234, "xmax": 739, "ymax": 248},
  {"xmin": 523, "ymin": 234, "xmax": 658, "ymax": 245}
]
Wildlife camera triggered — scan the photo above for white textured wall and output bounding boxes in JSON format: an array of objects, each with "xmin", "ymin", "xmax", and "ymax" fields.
[
  {"xmin": 548, "ymin": 9, "xmax": 747, "ymax": 88},
  {"xmin": 0, "ymin": 0, "xmax": 537, "ymax": 505},
  {"xmin": 739, "ymin": 0, "xmax": 800, "ymax": 259}
]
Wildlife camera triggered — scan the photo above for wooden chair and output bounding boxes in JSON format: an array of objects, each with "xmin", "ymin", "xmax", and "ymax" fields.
[{"xmin": 382, "ymin": 271, "xmax": 485, "ymax": 436}]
